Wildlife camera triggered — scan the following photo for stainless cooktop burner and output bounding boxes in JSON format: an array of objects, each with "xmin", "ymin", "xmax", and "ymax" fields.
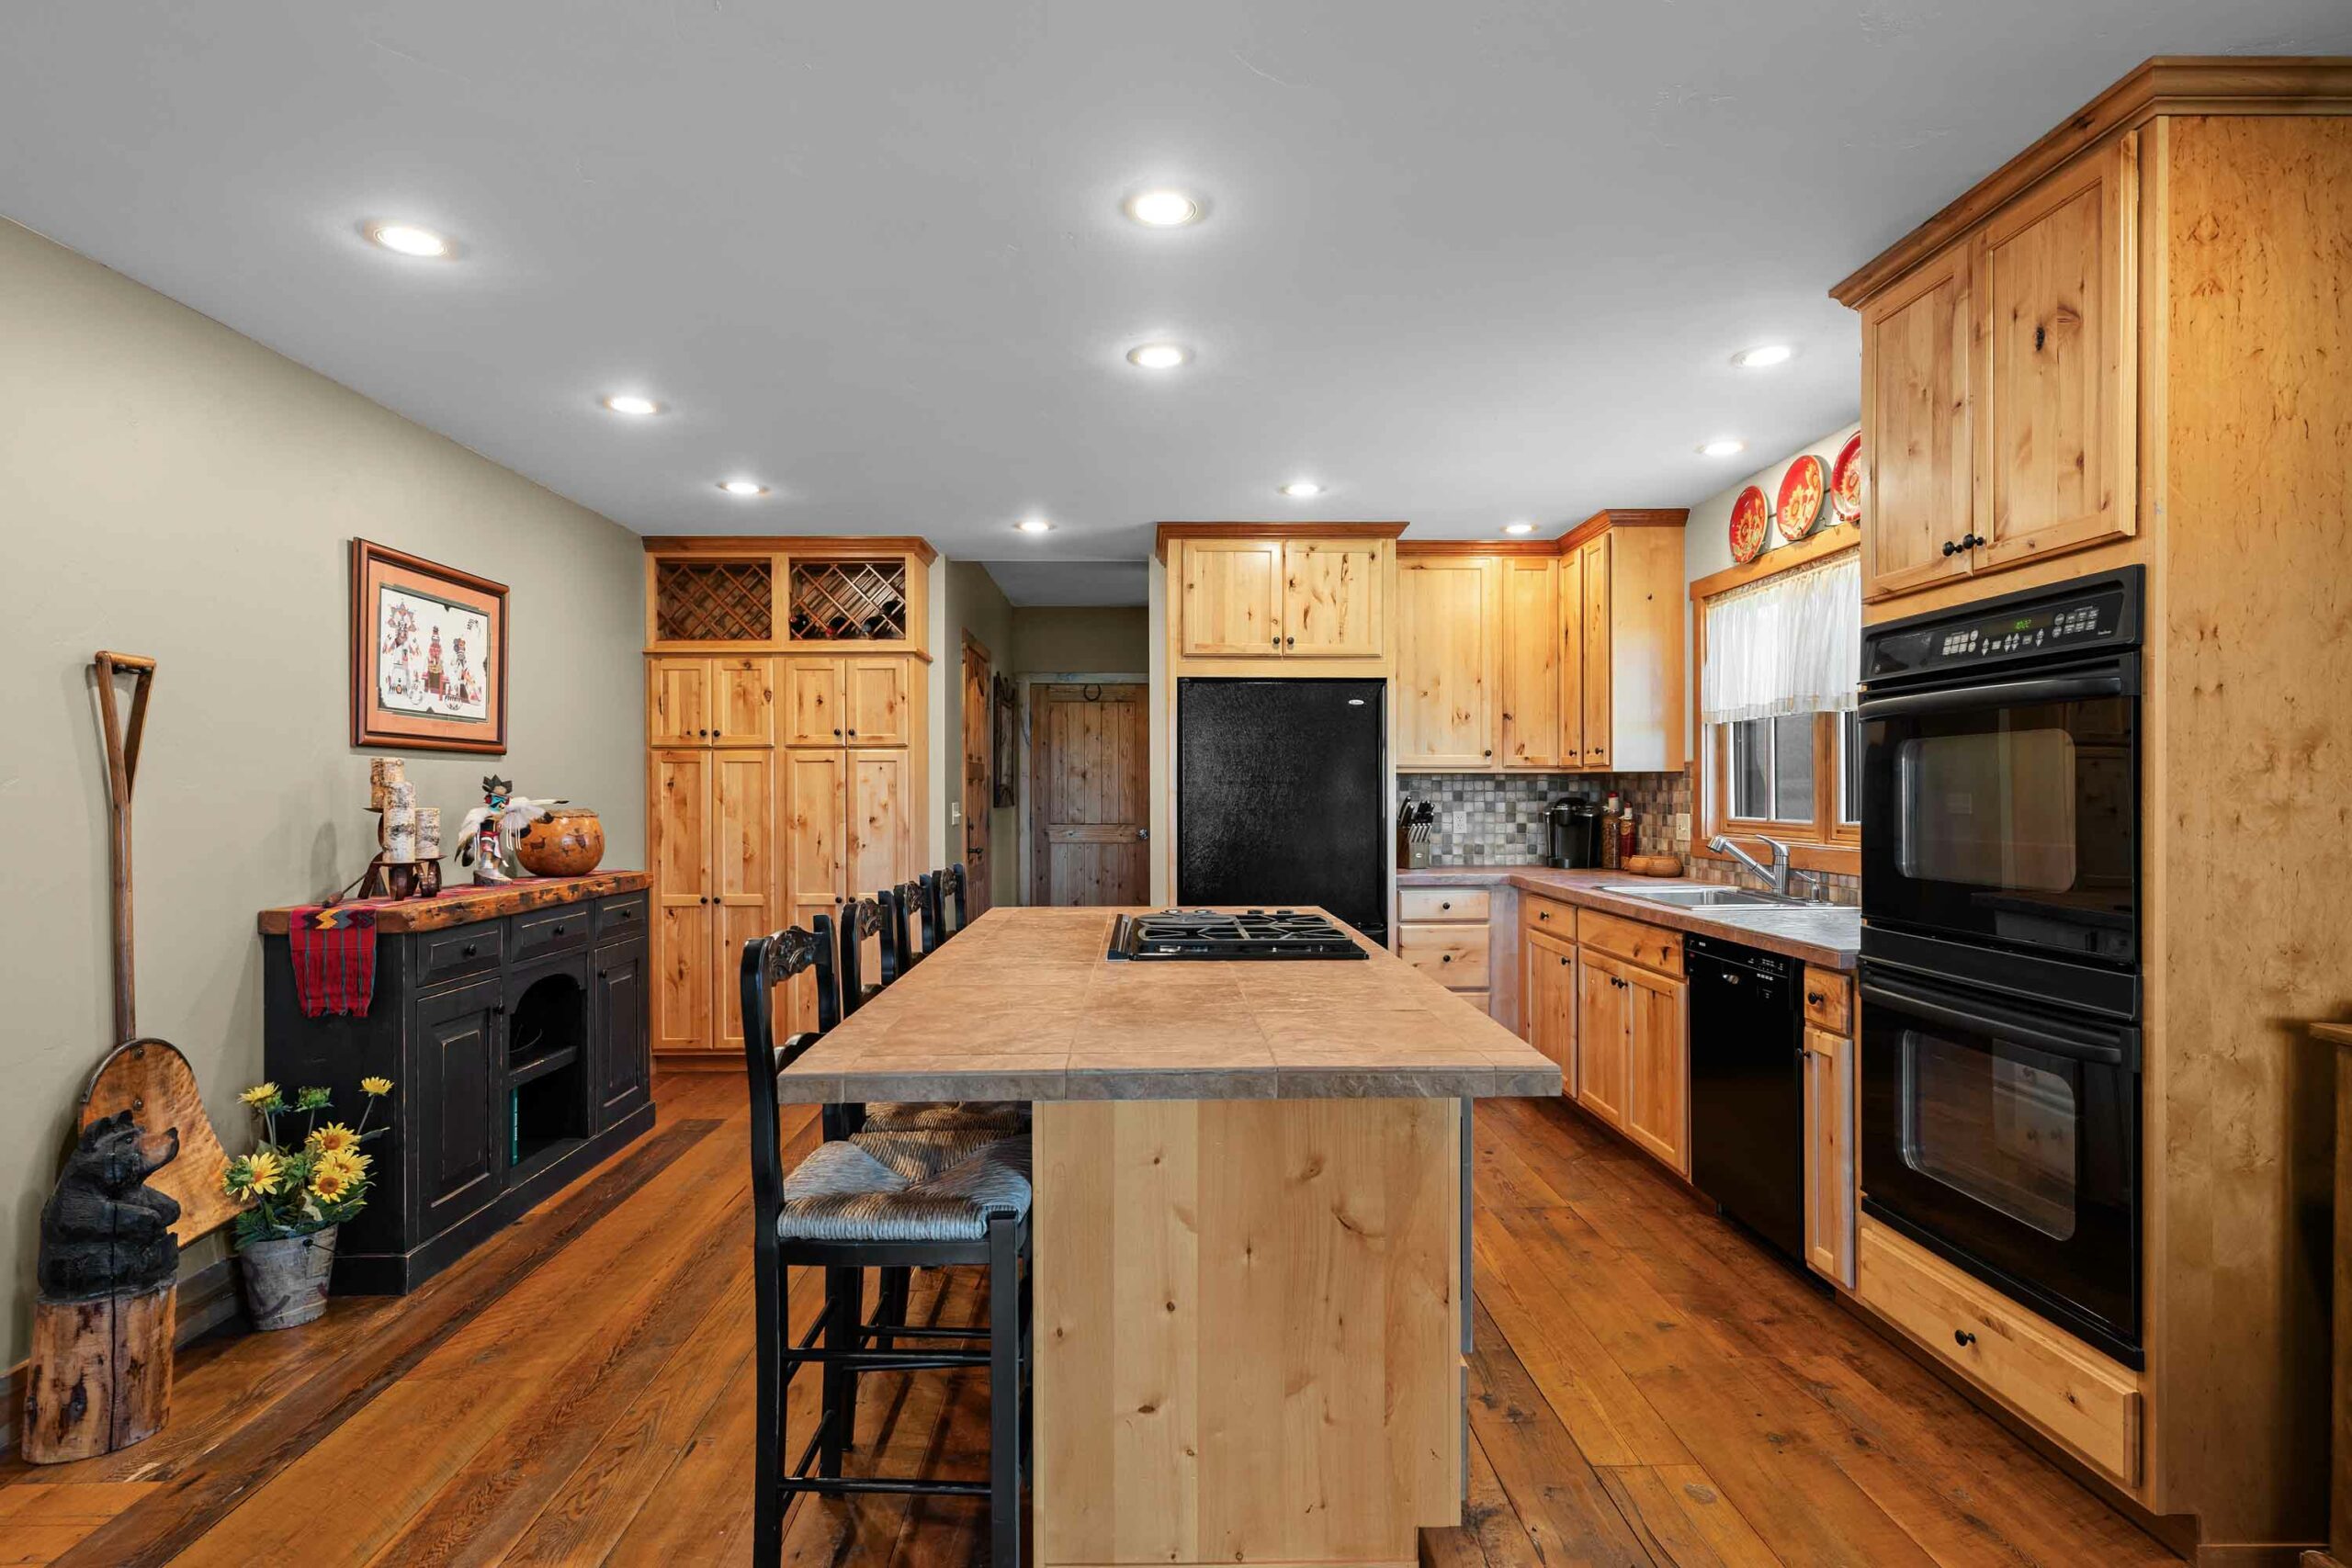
[{"xmin": 1106, "ymin": 908, "xmax": 1369, "ymax": 961}]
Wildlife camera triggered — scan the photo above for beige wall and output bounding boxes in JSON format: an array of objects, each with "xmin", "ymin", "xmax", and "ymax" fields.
[
  {"xmin": 1010, "ymin": 605, "xmax": 1148, "ymax": 675},
  {"xmin": 0, "ymin": 219, "xmax": 646, "ymax": 1367},
  {"xmin": 939, "ymin": 561, "xmax": 1019, "ymax": 908}
]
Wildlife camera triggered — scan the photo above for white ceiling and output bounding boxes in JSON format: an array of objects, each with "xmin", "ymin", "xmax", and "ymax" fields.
[
  {"xmin": 980, "ymin": 560, "xmax": 1149, "ymax": 608},
  {"xmin": 6, "ymin": 5, "xmax": 2347, "ymax": 564}
]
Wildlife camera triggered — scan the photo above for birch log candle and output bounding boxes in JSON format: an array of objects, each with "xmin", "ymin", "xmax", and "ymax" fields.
[
  {"xmin": 368, "ymin": 757, "xmax": 407, "ymax": 812},
  {"xmin": 382, "ymin": 807, "xmax": 419, "ymax": 864},
  {"xmin": 414, "ymin": 807, "xmax": 441, "ymax": 861}
]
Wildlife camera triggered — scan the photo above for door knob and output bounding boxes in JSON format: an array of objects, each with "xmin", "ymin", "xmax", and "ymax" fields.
[{"xmin": 1136, "ymin": 827, "xmax": 1149, "ymax": 840}]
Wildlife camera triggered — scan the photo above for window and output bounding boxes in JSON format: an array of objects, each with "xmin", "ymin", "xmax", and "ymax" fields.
[{"xmin": 1692, "ymin": 544, "xmax": 1862, "ymax": 874}]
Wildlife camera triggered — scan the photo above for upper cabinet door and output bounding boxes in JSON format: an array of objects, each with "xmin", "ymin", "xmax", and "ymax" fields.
[
  {"xmin": 1977, "ymin": 140, "xmax": 2137, "ymax": 571},
  {"xmin": 1179, "ymin": 539, "xmax": 1285, "ymax": 656},
  {"xmin": 1397, "ymin": 558, "xmax": 1497, "ymax": 768},
  {"xmin": 710, "ymin": 656, "xmax": 775, "ymax": 746},
  {"xmin": 780, "ymin": 658, "xmax": 847, "ymax": 748},
  {"xmin": 1861, "ymin": 243, "xmax": 1977, "ymax": 602},
  {"xmin": 844, "ymin": 658, "xmax": 911, "ymax": 747},
  {"xmin": 648, "ymin": 658, "xmax": 712, "ymax": 747},
  {"xmin": 1555, "ymin": 546, "xmax": 1585, "ymax": 765},
  {"xmin": 1498, "ymin": 557, "xmax": 1561, "ymax": 768},
  {"xmin": 1282, "ymin": 539, "xmax": 1384, "ymax": 658},
  {"xmin": 1577, "ymin": 537, "xmax": 1612, "ymax": 770}
]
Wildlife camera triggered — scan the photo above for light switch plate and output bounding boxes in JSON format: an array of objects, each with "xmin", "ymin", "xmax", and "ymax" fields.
[{"xmin": 949, "ymin": 802, "xmax": 963, "ymax": 825}]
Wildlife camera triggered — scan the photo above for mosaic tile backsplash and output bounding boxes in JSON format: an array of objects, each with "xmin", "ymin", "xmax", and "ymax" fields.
[{"xmin": 1401, "ymin": 771, "xmax": 1860, "ymax": 904}]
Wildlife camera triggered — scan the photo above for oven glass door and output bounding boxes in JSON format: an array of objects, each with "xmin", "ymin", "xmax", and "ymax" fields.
[
  {"xmin": 1860, "ymin": 663, "xmax": 2137, "ymax": 964},
  {"xmin": 1860, "ymin": 965, "xmax": 2141, "ymax": 1363}
]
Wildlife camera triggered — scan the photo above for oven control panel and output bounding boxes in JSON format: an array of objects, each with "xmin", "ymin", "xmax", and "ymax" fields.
[{"xmin": 1865, "ymin": 572, "xmax": 2137, "ymax": 682}]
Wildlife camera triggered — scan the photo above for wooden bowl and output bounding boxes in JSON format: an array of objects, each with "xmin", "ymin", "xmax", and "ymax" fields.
[{"xmin": 514, "ymin": 807, "xmax": 605, "ymax": 877}]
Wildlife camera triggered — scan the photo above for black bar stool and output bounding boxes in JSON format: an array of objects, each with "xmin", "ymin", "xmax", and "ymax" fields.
[
  {"xmin": 918, "ymin": 863, "xmax": 969, "ymax": 953},
  {"xmin": 741, "ymin": 917, "xmax": 1030, "ymax": 1568},
  {"xmin": 878, "ymin": 879, "xmax": 924, "ymax": 982},
  {"xmin": 856, "ymin": 877, "xmax": 1028, "ymax": 1139}
]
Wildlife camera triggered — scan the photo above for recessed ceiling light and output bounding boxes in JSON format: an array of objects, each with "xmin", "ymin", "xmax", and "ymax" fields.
[
  {"xmin": 1502, "ymin": 522, "xmax": 1535, "ymax": 536},
  {"xmin": 1015, "ymin": 517, "xmax": 1053, "ymax": 535},
  {"xmin": 1731, "ymin": 344, "xmax": 1793, "ymax": 369},
  {"xmin": 1698, "ymin": 437, "xmax": 1747, "ymax": 457},
  {"xmin": 367, "ymin": 221, "xmax": 450, "ymax": 258},
  {"xmin": 1126, "ymin": 342, "xmax": 1189, "ymax": 370},
  {"xmin": 718, "ymin": 479, "xmax": 769, "ymax": 497},
  {"xmin": 1280, "ymin": 480, "xmax": 1324, "ymax": 499},
  {"xmin": 603, "ymin": 394, "xmax": 661, "ymax": 416},
  {"xmin": 1125, "ymin": 189, "xmax": 1203, "ymax": 227}
]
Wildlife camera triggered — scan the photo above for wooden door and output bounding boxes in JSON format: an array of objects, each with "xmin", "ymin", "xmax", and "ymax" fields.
[
  {"xmin": 844, "ymin": 657, "xmax": 911, "ymax": 747},
  {"xmin": 1498, "ymin": 557, "xmax": 1561, "ymax": 767},
  {"xmin": 647, "ymin": 658, "xmax": 711, "ymax": 747},
  {"xmin": 711, "ymin": 750, "xmax": 775, "ymax": 1053},
  {"xmin": 1623, "ymin": 966, "xmax": 1690, "ymax": 1175},
  {"xmin": 1977, "ymin": 141, "xmax": 2136, "ymax": 571},
  {"xmin": 1030, "ymin": 683, "xmax": 1149, "ymax": 906},
  {"xmin": 710, "ymin": 656, "xmax": 775, "ymax": 745},
  {"xmin": 1396, "ymin": 557, "xmax": 1496, "ymax": 768},
  {"xmin": 415, "ymin": 976, "xmax": 502, "ymax": 1217},
  {"xmin": 1179, "ymin": 538, "xmax": 1285, "ymax": 656},
  {"xmin": 961, "ymin": 641, "xmax": 993, "ymax": 916},
  {"xmin": 1282, "ymin": 539, "xmax": 1383, "ymax": 658},
  {"xmin": 849, "ymin": 748, "xmax": 910, "ymax": 979},
  {"xmin": 1574, "ymin": 951, "xmax": 1628, "ymax": 1129},
  {"xmin": 1804, "ymin": 1027, "xmax": 1859, "ymax": 1289},
  {"xmin": 1577, "ymin": 536, "xmax": 1611, "ymax": 769},
  {"xmin": 1861, "ymin": 243, "xmax": 1976, "ymax": 600},
  {"xmin": 649, "ymin": 750, "xmax": 713, "ymax": 1054},
  {"xmin": 1555, "ymin": 545, "xmax": 1585, "ymax": 764},
  {"xmin": 1522, "ymin": 927, "xmax": 1577, "ymax": 1090},
  {"xmin": 780, "ymin": 658, "xmax": 846, "ymax": 747},
  {"xmin": 594, "ymin": 944, "xmax": 648, "ymax": 1124}
]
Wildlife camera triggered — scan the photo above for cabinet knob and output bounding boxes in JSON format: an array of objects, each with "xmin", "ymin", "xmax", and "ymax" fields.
[
  {"xmin": 1440, "ymin": 953, "xmax": 1453, "ymax": 964},
  {"xmin": 1285, "ymin": 636, "xmax": 1295, "ymax": 648},
  {"xmin": 847, "ymin": 729, "xmax": 857, "ymax": 737},
  {"xmin": 1941, "ymin": 540, "xmax": 1960, "ymax": 558},
  {"xmin": 1962, "ymin": 532, "xmax": 1985, "ymax": 549},
  {"xmin": 1439, "ymin": 900, "xmax": 1451, "ymax": 910},
  {"xmin": 596, "ymin": 968, "xmax": 608, "ymax": 979},
  {"xmin": 553, "ymin": 923, "xmax": 567, "ymax": 936},
  {"xmin": 1538, "ymin": 910, "xmax": 1550, "ymax": 920},
  {"xmin": 833, "ymin": 728, "xmax": 842, "ymax": 737},
  {"xmin": 462, "ymin": 942, "xmax": 478, "ymax": 957},
  {"xmin": 1953, "ymin": 1329, "xmax": 1977, "ymax": 1348},
  {"xmin": 1482, "ymin": 749, "xmax": 1492, "ymax": 758},
  {"xmin": 1806, "ymin": 990, "xmax": 1824, "ymax": 1005}
]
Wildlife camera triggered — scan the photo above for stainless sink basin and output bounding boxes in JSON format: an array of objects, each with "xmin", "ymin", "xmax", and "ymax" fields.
[{"xmin": 1600, "ymin": 884, "xmax": 1797, "ymax": 909}]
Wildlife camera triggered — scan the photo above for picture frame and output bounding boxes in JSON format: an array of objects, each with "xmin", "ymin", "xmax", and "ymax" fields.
[{"xmin": 350, "ymin": 538, "xmax": 509, "ymax": 753}]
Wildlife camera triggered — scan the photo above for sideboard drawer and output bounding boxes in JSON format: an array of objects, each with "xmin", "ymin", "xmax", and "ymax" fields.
[
  {"xmin": 417, "ymin": 922, "xmax": 503, "ymax": 987},
  {"xmin": 515, "ymin": 904, "xmax": 591, "ymax": 962},
  {"xmin": 595, "ymin": 892, "xmax": 649, "ymax": 944}
]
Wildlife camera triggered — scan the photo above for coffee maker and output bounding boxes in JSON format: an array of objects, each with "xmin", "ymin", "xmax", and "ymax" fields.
[{"xmin": 1546, "ymin": 795, "xmax": 1601, "ymax": 869}]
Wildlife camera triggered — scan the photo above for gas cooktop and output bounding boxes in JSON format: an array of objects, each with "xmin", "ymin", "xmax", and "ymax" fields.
[{"xmin": 1106, "ymin": 909, "xmax": 1370, "ymax": 962}]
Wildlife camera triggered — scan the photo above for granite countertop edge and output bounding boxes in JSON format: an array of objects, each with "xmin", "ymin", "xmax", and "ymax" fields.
[{"xmin": 1398, "ymin": 864, "xmax": 1860, "ymax": 971}]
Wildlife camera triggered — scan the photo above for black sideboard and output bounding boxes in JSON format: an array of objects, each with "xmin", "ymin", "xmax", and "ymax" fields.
[{"xmin": 259, "ymin": 874, "xmax": 654, "ymax": 1293}]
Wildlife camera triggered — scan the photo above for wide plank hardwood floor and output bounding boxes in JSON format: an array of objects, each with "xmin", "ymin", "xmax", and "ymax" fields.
[{"xmin": 0, "ymin": 1077, "xmax": 2177, "ymax": 1566}]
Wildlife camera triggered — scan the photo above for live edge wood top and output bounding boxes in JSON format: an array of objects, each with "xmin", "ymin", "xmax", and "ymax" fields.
[
  {"xmin": 776, "ymin": 906, "xmax": 1563, "ymax": 1105},
  {"xmin": 255, "ymin": 871, "xmax": 651, "ymax": 934},
  {"xmin": 1398, "ymin": 864, "xmax": 1861, "ymax": 970}
]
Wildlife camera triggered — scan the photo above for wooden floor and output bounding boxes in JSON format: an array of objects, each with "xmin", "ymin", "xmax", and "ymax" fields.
[{"xmin": 0, "ymin": 1076, "xmax": 2177, "ymax": 1567}]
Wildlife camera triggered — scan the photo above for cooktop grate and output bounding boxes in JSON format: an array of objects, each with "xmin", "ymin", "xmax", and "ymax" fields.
[{"xmin": 1106, "ymin": 909, "xmax": 1369, "ymax": 962}]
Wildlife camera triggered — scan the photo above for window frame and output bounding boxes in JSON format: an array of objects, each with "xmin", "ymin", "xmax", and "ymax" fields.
[{"xmin": 1689, "ymin": 530, "xmax": 1862, "ymax": 878}]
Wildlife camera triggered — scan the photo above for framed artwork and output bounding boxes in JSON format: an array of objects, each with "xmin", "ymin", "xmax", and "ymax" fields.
[
  {"xmin": 350, "ymin": 539, "xmax": 509, "ymax": 753},
  {"xmin": 991, "ymin": 673, "xmax": 1017, "ymax": 808}
]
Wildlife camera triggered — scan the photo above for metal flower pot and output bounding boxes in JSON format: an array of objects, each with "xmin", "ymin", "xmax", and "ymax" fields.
[{"xmin": 236, "ymin": 1225, "xmax": 337, "ymax": 1330}]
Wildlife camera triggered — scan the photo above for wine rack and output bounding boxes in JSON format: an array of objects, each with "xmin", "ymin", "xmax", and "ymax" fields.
[
  {"xmin": 787, "ymin": 558, "xmax": 909, "ymax": 642},
  {"xmin": 654, "ymin": 558, "xmax": 773, "ymax": 643}
]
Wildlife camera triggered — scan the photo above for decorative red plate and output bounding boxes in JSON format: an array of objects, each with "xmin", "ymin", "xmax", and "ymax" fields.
[
  {"xmin": 1728, "ymin": 485, "xmax": 1770, "ymax": 564},
  {"xmin": 1830, "ymin": 432, "xmax": 1863, "ymax": 524},
  {"xmin": 1777, "ymin": 454, "xmax": 1826, "ymax": 543}
]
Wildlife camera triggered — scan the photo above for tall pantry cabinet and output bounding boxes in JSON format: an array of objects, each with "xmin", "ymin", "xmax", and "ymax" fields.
[{"xmin": 643, "ymin": 537, "xmax": 933, "ymax": 1064}]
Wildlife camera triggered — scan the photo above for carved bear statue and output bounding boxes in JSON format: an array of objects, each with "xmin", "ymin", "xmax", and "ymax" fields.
[{"xmin": 37, "ymin": 1111, "xmax": 181, "ymax": 1301}]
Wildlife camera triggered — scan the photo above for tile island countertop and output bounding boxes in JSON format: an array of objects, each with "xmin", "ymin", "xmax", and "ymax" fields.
[
  {"xmin": 1397, "ymin": 863, "xmax": 1860, "ymax": 969},
  {"xmin": 775, "ymin": 904, "xmax": 1562, "ymax": 1104}
]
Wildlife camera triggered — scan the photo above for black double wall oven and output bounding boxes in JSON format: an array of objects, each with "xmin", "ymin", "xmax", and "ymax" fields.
[{"xmin": 1857, "ymin": 566, "xmax": 2144, "ymax": 1367}]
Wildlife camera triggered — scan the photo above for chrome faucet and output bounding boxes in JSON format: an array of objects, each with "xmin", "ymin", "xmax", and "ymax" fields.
[{"xmin": 1707, "ymin": 832, "xmax": 1827, "ymax": 901}]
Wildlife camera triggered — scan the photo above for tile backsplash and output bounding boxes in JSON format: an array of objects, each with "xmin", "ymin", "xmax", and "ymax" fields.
[{"xmin": 1400, "ymin": 770, "xmax": 1860, "ymax": 904}]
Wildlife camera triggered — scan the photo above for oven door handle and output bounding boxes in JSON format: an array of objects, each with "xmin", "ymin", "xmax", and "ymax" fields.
[
  {"xmin": 1861, "ymin": 976, "xmax": 2134, "ymax": 1066},
  {"xmin": 1858, "ymin": 668, "xmax": 2132, "ymax": 720}
]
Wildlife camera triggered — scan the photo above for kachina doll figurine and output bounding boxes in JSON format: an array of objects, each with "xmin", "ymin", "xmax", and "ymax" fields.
[{"xmin": 457, "ymin": 775, "xmax": 565, "ymax": 884}]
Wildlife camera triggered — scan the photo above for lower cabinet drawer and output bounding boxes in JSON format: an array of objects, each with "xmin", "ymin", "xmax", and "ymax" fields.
[
  {"xmin": 1521, "ymin": 894, "xmax": 1574, "ymax": 940},
  {"xmin": 1577, "ymin": 908, "xmax": 1684, "ymax": 977},
  {"xmin": 1397, "ymin": 922, "xmax": 1491, "ymax": 990},
  {"xmin": 1856, "ymin": 1221, "xmax": 2141, "ymax": 1486},
  {"xmin": 1399, "ymin": 887, "xmax": 1490, "ymax": 923}
]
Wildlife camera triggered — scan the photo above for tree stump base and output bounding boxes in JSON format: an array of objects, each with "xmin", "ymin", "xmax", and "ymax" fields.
[{"xmin": 21, "ymin": 1281, "xmax": 175, "ymax": 1463}]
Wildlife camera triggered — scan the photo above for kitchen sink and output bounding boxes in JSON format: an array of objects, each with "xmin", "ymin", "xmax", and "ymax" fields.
[{"xmin": 1600, "ymin": 884, "xmax": 1798, "ymax": 909}]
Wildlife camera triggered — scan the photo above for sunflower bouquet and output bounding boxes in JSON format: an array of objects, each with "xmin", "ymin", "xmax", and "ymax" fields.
[{"xmin": 221, "ymin": 1077, "xmax": 394, "ymax": 1247}]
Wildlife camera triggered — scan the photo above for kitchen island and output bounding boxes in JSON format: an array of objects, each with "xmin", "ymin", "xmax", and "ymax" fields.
[{"xmin": 776, "ymin": 906, "xmax": 1561, "ymax": 1568}]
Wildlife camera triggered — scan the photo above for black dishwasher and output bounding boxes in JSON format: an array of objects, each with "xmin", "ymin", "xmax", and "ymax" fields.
[{"xmin": 1687, "ymin": 932, "xmax": 1806, "ymax": 1262}]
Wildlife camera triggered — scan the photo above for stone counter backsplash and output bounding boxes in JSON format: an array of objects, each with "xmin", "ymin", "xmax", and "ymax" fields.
[{"xmin": 1400, "ymin": 770, "xmax": 1860, "ymax": 905}]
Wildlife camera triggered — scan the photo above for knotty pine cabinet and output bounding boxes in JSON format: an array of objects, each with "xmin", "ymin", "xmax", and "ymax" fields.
[
  {"xmin": 1173, "ymin": 536, "xmax": 1387, "ymax": 660},
  {"xmin": 1855, "ymin": 140, "xmax": 2136, "ymax": 604},
  {"xmin": 650, "ymin": 748, "xmax": 776, "ymax": 1058},
  {"xmin": 1396, "ymin": 513, "xmax": 1683, "ymax": 773},
  {"xmin": 1519, "ymin": 897, "xmax": 1690, "ymax": 1179}
]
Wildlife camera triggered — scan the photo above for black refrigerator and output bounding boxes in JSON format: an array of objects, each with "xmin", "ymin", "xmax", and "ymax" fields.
[{"xmin": 1176, "ymin": 678, "xmax": 1388, "ymax": 943}]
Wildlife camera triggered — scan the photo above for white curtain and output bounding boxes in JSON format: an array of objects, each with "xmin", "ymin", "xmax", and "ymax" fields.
[{"xmin": 1700, "ymin": 552, "xmax": 1861, "ymax": 724}]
